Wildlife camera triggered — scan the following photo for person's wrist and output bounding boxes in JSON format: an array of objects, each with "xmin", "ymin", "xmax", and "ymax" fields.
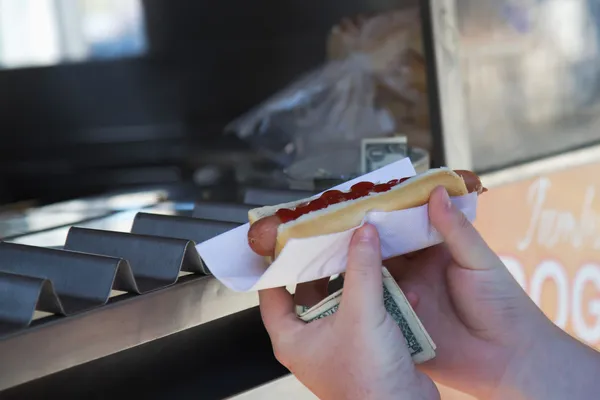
[
  {"xmin": 349, "ymin": 373, "xmax": 439, "ymax": 400},
  {"xmin": 494, "ymin": 321, "xmax": 600, "ymax": 400},
  {"xmin": 493, "ymin": 325, "xmax": 556, "ymax": 399},
  {"xmin": 393, "ymin": 373, "xmax": 440, "ymax": 400}
]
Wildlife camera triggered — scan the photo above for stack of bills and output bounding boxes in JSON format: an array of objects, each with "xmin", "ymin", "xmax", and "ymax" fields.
[{"xmin": 296, "ymin": 267, "xmax": 436, "ymax": 364}]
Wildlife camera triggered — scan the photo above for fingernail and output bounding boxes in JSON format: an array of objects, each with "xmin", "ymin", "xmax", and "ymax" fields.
[
  {"xmin": 440, "ymin": 189, "xmax": 452, "ymax": 211},
  {"xmin": 357, "ymin": 224, "xmax": 377, "ymax": 243}
]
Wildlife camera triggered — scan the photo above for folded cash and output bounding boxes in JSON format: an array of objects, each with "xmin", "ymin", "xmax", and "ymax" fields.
[
  {"xmin": 361, "ymin": 136, "xmax": 408, "ymax": 174},
  {"xmin": 296, "ymin": 267, "xmax": 436, "ymax": 364},
  {"xmin": 296, "ymin": 290, "xmax": 343, "ymax": 322}
]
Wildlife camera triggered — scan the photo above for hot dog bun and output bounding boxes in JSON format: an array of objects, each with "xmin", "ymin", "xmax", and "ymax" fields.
[{"xmin": 249, "ymin": 168, "xmax": 468, "ymax": 259}]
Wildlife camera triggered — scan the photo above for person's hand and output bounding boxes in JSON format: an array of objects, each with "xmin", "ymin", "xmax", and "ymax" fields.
[
  {"xmin": 386, "ymin": 186, "xmax": 600, "ymax": 399},
  {"xmin": 259, "ymin": 224, "xmax": 440, "ymax": 400}
]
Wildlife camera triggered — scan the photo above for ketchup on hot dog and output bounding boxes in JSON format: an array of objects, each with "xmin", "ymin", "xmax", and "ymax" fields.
[
  {"xmin": 276, "ymin": 178, "xmax": 412, "ymax": 223},
  {"xmin": 248, "ymin": 170, "xmax": 486, "ymax": 258}
]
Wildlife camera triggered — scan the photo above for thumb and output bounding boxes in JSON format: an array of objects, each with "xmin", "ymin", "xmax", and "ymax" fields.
[
  {"xmin": 340, "ymin": 224, "xmax": 385, "ymax": 323},
  {"xmin": 428, "ymin": 186, "xmax": 499, "ymax": 271}
]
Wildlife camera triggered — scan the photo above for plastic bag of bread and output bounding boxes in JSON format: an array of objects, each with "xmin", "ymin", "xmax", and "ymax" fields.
[
  {"xmin": 226, "ymin": 8, "xmax": 430, "ymax": 182},
  {"xmin": 327, "ymin": 9, "xmax": 431, "ymax": 151}
]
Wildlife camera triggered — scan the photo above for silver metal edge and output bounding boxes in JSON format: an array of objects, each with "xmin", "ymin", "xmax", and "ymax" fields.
[
  {"xmin": 0, "ymin": 275, "xmax": 259, "ymax": 391},
  {"xmin": 430, "ymin": 0, "xmax": 473, "ymax": 171},
  {"xmin": 480, "ymin": 143, "xmax": 600, "ymax": 188}
]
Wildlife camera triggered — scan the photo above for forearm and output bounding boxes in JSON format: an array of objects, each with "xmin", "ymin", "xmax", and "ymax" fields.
[{"xmin": 496, "ymin": 326, "xmax": 600, "ymax": 400}]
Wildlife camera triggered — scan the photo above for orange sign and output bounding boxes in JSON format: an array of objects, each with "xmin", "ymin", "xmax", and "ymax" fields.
[{"xmin": 436, "ymin": 160, "xmax": 600, "ymax": 398}]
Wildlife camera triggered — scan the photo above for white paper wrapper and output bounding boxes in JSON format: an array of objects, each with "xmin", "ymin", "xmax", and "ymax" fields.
[{"xmin": 196, "ymin": 158, "xmax": 478, "ymax": 292}]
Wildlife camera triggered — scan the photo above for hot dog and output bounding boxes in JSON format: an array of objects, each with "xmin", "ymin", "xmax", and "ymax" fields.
[{"xmin": 247, "ymin": 168, "xmax": 486, "ymax": 258}]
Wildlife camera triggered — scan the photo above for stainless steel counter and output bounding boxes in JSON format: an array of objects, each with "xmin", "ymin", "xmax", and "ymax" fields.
[
  {"xmin": 0, "ymin": 274, "xmax": 259, "ymax": 391},
  {"xmin": 0, "ymin": 185, "xmax": 311, "ymax": 393},
  {"xmin": 0, "ymin": 190, "xmax": 169, "ymax": 240}
]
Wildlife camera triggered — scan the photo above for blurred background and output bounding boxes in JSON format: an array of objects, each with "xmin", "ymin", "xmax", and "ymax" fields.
[
  {"xmin": 0, "ymin": 0, "xmax": 426, "ymax": 207},
  {"xmin": 2, "ymin": 0, "xmax": 600, "ymax": 206}
]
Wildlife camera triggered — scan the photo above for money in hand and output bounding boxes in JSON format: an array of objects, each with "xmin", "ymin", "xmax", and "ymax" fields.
[
  {"xmin": 361, "ymin": 136, "xmax": 408, "ymax": 174},
  {"xmin": 296, "ymin": 267, "xmax": 436, "ymax": 364}
]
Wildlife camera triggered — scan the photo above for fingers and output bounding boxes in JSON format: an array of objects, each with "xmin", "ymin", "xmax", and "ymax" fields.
[
  {"xmin": 340, "ymin": 224, "xmax": 385, "ymax": 322},
  {"xmin": 406, "ymin": 291, "xmax": 419, "ymax": 309},
  {"xmin": 259, "ymin": 287, "xmax": 304, "ymax": 337},
  {"xmin": 428, "ymin": 186, "xmax": 498, "ymax": 271}
]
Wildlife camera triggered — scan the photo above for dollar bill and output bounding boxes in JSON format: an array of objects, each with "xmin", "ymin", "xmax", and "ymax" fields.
[
  {"xmin": 296, "ymin": 267, "xmax": 436, "ymax": 364},
  {"xmin": 296, "ymin": 290, "xmax": 344, "ymax": 322},
  {"xmin": 381, "ymin": 268, "xmax": 436, "ymax": 363},
  {"xmin": 361, "ymin": 136, "xmax": 408, "ymax": 174}
]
